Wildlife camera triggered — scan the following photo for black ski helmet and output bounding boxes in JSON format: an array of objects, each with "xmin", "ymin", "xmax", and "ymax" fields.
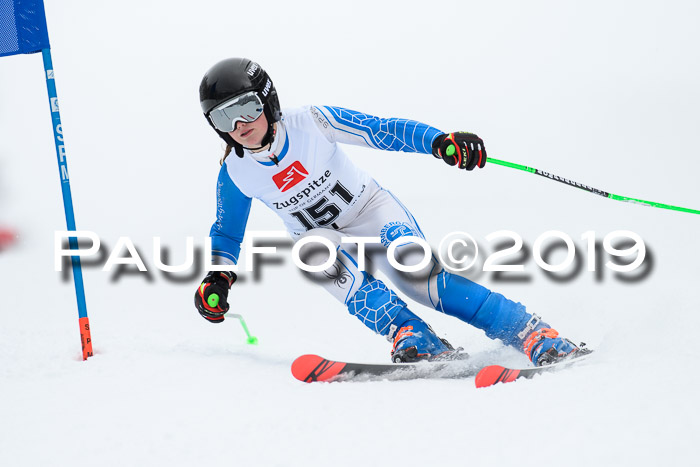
[{"xmin": 199, "ymin": 58, "xmax": 282, "ymax": 157}]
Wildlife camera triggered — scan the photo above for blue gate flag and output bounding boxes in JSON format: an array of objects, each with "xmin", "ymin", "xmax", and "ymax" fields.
[{"xmin": 0, "ymin": 0, "xmax": 50, "ymax": 56}]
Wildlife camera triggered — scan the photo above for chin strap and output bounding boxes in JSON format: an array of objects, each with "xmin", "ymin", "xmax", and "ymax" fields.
[{"xmin": 234, "ymin": 143, "xmax": 244, "ymax": 158}]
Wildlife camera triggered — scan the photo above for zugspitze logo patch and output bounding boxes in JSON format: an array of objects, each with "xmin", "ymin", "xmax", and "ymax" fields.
[{"xmin": 273, "ymin": 161, "xmax": 309, "ymax": 192}]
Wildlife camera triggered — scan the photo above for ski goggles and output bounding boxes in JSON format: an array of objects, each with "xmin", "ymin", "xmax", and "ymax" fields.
[{"xmin": 208, "ymin": 91, "xmax": 264, "ymax": 132}]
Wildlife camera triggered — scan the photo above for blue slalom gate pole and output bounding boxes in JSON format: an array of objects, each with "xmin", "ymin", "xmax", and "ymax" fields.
[
  {"xmin": 40, "ymin": 49, "xmax": 94, "ymax": 360},
  {"xmin": 2, "ymin": 1, "xmax": 93, "ymax": 359}
]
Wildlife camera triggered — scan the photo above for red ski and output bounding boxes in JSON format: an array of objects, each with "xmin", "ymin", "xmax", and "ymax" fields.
[
  {"xmin": 291, "ymin": 354, "xmax": 478, "ymax": 383},
  {"xmin": 475, "ymin": 351, "xmax": 592, "ymax": 388}
]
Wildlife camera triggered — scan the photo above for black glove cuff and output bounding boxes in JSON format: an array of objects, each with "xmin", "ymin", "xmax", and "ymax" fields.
[
  {"xmin": 431, "ymin": 133, "xmax": 447, "ymax": 158},
  {"xmin": 204, "ymin": 270, "xmax": 237, "ymax": 288}
]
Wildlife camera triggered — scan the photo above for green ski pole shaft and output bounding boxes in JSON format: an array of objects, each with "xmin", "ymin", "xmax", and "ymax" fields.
[
  {"xmin": 208, "ymin": 293, "xmax": 259, "ymax": 345},
  {"xmin": 487, "ymin": 157, "xmax": 700, "ymax": 215},
  {"xmin": 229, "ymin": 313, "xmax": 258, "ymax": 345}
]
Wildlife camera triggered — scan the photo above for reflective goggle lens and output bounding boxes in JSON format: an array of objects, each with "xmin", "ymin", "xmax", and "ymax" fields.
[{"xmin": 208, "ymin": 92, "xmax": 264, "ymax": 132}]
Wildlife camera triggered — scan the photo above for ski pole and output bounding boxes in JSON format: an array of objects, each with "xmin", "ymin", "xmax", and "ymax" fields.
[
  {"xmin": 487, "ymin": 157, "xmax": 700, "ymax": 215},
  {"xmin": 207, "ymin": 293, "xmax": 258, "ymax": 345},
  {"xmin": 229, "ymin": 314, "xmax": 259, "ymax": 345}
]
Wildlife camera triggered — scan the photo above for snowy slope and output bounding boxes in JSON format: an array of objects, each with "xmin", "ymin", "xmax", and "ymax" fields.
[{"xmin": 1, "ymin": 1, "xmax": 699, "ymax": 466}]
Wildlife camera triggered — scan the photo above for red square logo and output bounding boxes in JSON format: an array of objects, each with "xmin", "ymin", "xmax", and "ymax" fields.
[{"xmin": 273, "ymin": 161, "xmax": 309, "ymax": 192}]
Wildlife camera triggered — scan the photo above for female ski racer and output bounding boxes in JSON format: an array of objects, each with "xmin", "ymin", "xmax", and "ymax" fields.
[{"xmin": 194, "ymin": 58, "xmax": 583, "ymax": 365}]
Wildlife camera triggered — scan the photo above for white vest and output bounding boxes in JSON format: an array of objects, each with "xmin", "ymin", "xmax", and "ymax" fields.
[{"xmin": 224, "ymin": 106, "xmax": 373, "ymax": 235}]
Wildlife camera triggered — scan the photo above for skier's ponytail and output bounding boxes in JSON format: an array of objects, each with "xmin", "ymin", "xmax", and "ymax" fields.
[{"xmin": 221, "ymin": 144, "xmax": 233, "ymax": 166}]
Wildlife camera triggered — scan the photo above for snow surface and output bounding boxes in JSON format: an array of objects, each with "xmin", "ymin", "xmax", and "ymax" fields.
[{"xmin": 2, "ymin": 0, "xmax": 699, "ymax": 465}]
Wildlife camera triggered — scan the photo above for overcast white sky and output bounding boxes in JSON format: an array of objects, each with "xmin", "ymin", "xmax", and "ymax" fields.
[{"xmin": 1, "ymin": 1, "xmax": 699, "ymax": 466}]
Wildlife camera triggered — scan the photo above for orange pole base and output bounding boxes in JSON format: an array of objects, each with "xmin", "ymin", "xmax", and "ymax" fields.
[{"xmin": 79, "ymin": 317, "xmax": 93, "ymax": 360}]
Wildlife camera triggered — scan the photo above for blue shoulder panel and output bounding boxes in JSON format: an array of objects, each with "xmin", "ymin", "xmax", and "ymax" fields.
[
  {"xmin": 209, "ymin": 164, "xmax": 252, "ymax": 264},
  {"xmin": 318, "ymin": 106, "xmax": 443, "ymax": 154}
]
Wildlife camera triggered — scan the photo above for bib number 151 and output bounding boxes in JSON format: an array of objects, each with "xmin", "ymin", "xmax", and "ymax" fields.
[{"xmin": 290, "ymin": 182, "xmax": 354, "ymax": 230}]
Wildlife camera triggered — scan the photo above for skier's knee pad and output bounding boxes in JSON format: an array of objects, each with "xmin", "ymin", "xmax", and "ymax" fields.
[{"xmin": 347, "ymin": 274, "xmax": 413, "ymax": 336}]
